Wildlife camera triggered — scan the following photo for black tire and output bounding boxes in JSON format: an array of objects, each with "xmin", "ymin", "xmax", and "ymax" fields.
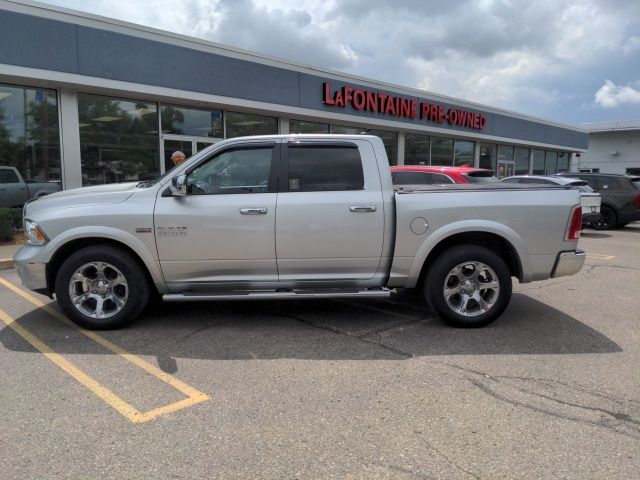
[
  {"xmin": 424, "ymin": 245, "xmax": 512, "ymax": 328},
  {"xmin": 592, "ymin": 206, "xmax": 617, "ymax": 230},
  {"xmin": 54, "ymin": 245, "xmax": 150, "ymax": 329},
  {"xmin": 616, "ymin": 222, "xmax": 629, "ymax": 229}
]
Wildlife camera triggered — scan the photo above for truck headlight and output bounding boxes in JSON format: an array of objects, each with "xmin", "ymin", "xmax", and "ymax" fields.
[{"xmin": 24, "ymin": 219, "xmax": 48, "ymax": 246}]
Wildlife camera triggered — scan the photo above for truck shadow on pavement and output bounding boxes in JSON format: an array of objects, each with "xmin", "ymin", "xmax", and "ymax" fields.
[{"xmin": 0, "ymin": 292, "xmax": 622, "ymax": 367}]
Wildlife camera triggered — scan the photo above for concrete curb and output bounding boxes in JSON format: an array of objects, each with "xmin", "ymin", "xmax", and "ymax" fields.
[{"xmin": 0, "ymin": 258, "xmax": 14, "ymax": 270}]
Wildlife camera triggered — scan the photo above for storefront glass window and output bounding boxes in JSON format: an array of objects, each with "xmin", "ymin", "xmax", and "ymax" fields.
[
  {"xmin": 161, "ymin": 105, "xmax": 222, "ymax": 137},
  {"xmin": 368, "ymin": 129, "xmax": 397, "ymax": 165},
  {"xmin": 225, "ymin": 111, "xmax": 278, "ymax": 138},
  {"xmin": 514, "ymin": 147, "xmax": 530, "ymax": 175},
  {"xmin": 557, "ymin": 152, "xmax": 569, "ymax": 173},
  {"xmin": 404, "ymin": 133, "xmax": 430, "ymax": 165},
  {"xmin": 290, "ymin": 119, "xmax": 330, "ymax": 134},
  {"xmin": 0, "ymin": 83, "xmax": 61, "ymax": 191},
  {"xmin": 479, "ymin": 143, "xmax": 496, "ymax": 171},
  {"xmin": 78, "ymin": 93, "xmax": 159, "ymax": 185},
  {"xmin": 454, "ymin": 140, "xmax": 475, "ymax": 166},
  {"xmin": 497, "ymin": 145, "xmax": 514, "ymax": 163},
  {"xmin": 431, "ymin": 136, "xmax": 454, "ymax": 166},
  {"xmin": 331, "ymin": 125, "xmax": 397, "ymax": 165},
  {"xmin": 545, "ymin": 151, "xmax": 558, "ymax": 175},
  {"xmin": 532, "ymin": 149, "xmax": 545, "ymax": 174},
  {"xmin": 331, "ymin": 124, "xmax": 362, "ymax": 135}
]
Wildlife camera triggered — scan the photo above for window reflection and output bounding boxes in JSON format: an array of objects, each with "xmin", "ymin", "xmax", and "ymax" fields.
[
  {"xmin": 161, "ymin": 105, "xmax": 222, "ymax": 137},
  {"xmin": 289, "ymin": 119, "xmax": 329, "ymax": 134},
  {"xmin": 225, "ymin": 111, "xmax": 278, "ymax": 138},
  {"xmin": 479, "ymin": 143, "xmax": 496, "ymax": 171},
  {"xmin": 330, "ymin": 125, "xmax": 397, "ymax": 165},
  {"xmin": 431, "ymin": 136, "xmax": 453, "ymax": 166},
  {"xmin": 514, "ymin": 147, "xmax": 530, "ymax": 175},
  {"xmin": 532, "ymin": 149, "xmax": 545, "ymax": 174},
  {"xmin": 454, "ymin": 140, "xmax": 475, "ymax": 166},
  {"xmin": 404, "ymin": 133, "xmax": 430, "ymax": 165},
  {"xmin": 0, "ymin": 83, "xmax": 61, "ymax": 188},
  {"xmin": 557, "ymin": 152, "xmax": 569, "ymax": 173},
  {"xmin": 78, "ymin": 93, "xmax": 159, "ymax": 185},
  {"xmin": 545, "ymin": 151, "xmax": 558, "ymax": 175},
  {"xmin": 368, "ymin": 129, "xmax": 397, "ymax": 165}
]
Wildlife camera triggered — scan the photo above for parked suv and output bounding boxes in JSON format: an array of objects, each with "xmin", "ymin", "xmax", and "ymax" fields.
[
  {"xmin": 557, "ymin": 173, "xmax": 640, "ymax": 229},
  {"xmin": 502, "ymin": 175, "xmax": 601, "ymax": 227}
]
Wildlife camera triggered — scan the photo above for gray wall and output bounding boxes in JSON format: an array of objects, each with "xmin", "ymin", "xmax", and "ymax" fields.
[
  {"xmin": 0, "ymin": 9, "xmax": 587, "ymax": 150},
  {"xmin": 579, "ymin": 131, "xmax": 640, "ymax": 174}
]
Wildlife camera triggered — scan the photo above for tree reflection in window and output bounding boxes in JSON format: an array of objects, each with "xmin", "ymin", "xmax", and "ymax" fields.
[{"xmin": 78, "ymin": 94, "xmax": 159, "ymax": 185}]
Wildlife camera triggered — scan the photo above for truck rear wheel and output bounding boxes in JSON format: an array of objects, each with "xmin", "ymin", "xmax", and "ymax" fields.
[
  {"xmin": 424, "ymin": 245, "xmax": 512, "ymax": 328},
  {"xmin": 54, "ymin": 245, "xmax": 150, "ymax": 330}
]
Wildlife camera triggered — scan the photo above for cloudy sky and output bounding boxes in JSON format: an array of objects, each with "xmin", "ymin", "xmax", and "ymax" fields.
[{"xmin": 40, "ymin": 0, "xmax": 640, "ymax": 127}]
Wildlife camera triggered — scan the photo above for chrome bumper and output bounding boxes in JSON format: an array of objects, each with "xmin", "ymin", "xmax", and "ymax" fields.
[
  {"xmin": 13, "ymin": 246, "xmax": 48, "ymax": 291},
  {"xmin": 551, "ymin": 250, "xmax": 586, "ymax": 278},
  {"xmin": 15, "ymin": 261, "xmax": 47, "ymax": 290}
]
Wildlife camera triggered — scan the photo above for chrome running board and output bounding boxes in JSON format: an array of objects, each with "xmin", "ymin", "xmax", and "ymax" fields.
[{"xmin": 163, "ymin": 288, "xmax": 392, "ymax": 302}]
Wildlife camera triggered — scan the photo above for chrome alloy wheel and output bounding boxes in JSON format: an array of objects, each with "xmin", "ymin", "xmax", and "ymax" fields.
[
  {"xmin": 442, "ymin": 261, "xmax": 500, "ymax": 317},
  {"xmin": 68, "ymin": 262, "xmax": 129, "ymax": 319}
]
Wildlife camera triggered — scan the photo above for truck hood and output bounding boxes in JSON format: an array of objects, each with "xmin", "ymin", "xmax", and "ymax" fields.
[{"xmin": 24, "ymin": 182, "xmax": 141, "ymax": 216}]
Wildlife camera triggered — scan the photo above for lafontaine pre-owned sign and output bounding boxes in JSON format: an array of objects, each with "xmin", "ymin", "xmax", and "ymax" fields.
[{"xmin": 322, "ymin": 82, "xmax": 487, "ymax": 130}]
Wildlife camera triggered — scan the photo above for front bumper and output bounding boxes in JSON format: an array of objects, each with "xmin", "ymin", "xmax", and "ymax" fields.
[
  {"xmin": 551, "ymin": 250, "xmax": 586, "ymax": 278},
  {"xmin": 13, "ymin": 246, "xmax": 48, "ymax": 291}
]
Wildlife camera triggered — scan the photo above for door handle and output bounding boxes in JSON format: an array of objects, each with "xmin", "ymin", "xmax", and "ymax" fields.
[
  {"xmin": 350, "ymin": 205, "xmax": 377, "ymax": 213},
  {"xmin": 240, "ymin": 207, "xmax": 268, "ymax": 215}
]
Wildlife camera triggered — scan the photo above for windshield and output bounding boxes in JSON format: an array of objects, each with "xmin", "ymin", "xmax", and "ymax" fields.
[{"xmin": 632, "ymin": 179, "xmax": 640, "ymax": 191}]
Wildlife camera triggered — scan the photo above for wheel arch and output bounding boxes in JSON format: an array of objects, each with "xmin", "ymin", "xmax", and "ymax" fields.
[
  {"xmin": 414, "ymin": 231, "xmax": 524, "ymax": 290},
  {"xmin": 46, "ymin": 236, "xmax": 164, "ymax": 297}
]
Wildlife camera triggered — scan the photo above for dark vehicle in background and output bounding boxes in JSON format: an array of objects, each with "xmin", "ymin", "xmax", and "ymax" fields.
[
  {"xmin": 557, "ymin": 173, "xmax": 640, "ymax": 230},
  {"xmin": 0, "ymin": 166, "xmax": 61, "ymax": 208},
  {"xmin": 502, "ymin": 175, "xmax": 601, "ymax": 227},
  {"xmin": 391, "ymin": 166, "xmax": 499, "ymax": 187}
]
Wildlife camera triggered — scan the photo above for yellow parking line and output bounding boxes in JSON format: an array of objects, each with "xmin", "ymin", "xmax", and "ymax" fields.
[
  {"xmin": 0, "ymin": 307, "xmax": 145, "ymax": 422},
  {"xmin": 0, "ymin": 277, "xmax": 209, "ymax": 423},
  {"xmin": 586, "ymin": 253, "xmax": 616, "ymax": 260}
]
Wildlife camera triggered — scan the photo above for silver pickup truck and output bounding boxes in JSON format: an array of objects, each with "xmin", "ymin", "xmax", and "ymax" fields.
[
  {"xmin": 0, "ymin": 166, "xmax": 61, "ymax": 208},
  {"xmin": 14, "ymin": 135, "xmax": 585, "ymax": 330}
]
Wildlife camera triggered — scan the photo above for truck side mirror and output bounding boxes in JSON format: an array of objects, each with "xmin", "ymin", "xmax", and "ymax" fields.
[{"xmin": 171, "ymin": 175, "xmax": 188, "ymax": 196}]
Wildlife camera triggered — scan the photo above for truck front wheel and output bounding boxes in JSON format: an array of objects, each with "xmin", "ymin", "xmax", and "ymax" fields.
[
  {"xmin": 424, "ymin": 245, "xmax": 512, "ymax": 328},
  {"xmin": 54, "ymin": 245, "xmax": 150, "ymax": 330}
]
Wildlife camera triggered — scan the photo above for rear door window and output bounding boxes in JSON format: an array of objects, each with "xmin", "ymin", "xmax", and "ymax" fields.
[
  {"xmin": 464, "ymin": 171, "xmax": 499, "ymax": 183},
  {"xmin": 286, "ymin": 145, "xmax": 364, "ymax": 192},
  {"xmin": 430, "ymin": 173, "xmax": 454, "ymax": 184},
  {"xmin": 392, "ymin": 171, "xmax": 433, "ymax": 185}
]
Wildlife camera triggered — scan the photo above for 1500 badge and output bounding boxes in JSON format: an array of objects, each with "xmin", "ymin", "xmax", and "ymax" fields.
[{"xmin": 157, "ymin": 226, "xmax": 188, "ymax": 238}]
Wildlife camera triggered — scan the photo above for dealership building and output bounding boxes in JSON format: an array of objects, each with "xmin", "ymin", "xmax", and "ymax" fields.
[
  {"xmin": 577, "ymin": 120, "xmax": 640, "ymax": 175},
  {"xmin": 0, "ymin": 0, "xmax": 588, "ymax": 190}
]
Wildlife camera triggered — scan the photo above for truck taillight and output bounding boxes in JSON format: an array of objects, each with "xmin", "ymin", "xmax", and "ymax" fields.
[
  {"xmin": 635, "ymin": 193, "xmax": 640, "ymax": 207},
  {"xmin": 565, "ymin": 206, "xmax": 582, "ymax": 241}
]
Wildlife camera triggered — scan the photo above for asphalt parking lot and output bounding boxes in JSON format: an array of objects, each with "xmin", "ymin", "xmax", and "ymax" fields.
[{"xmin": 0, "ymin": 224, "xmax": 639, "ymax": 479}]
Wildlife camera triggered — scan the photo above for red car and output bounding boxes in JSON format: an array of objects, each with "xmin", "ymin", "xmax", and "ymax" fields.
[{"xmin": 391, "ymin": 165, "xmax": 499, "ymax": 186}]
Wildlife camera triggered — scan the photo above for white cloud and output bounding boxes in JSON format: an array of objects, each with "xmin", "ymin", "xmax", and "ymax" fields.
[
  {"xmin": 594, "ymin": 79, "xmax": 640, "ymax": 108},
  {"xmin": 37, "ymin": 0, "xmax": 640, "ymax": 123}
]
